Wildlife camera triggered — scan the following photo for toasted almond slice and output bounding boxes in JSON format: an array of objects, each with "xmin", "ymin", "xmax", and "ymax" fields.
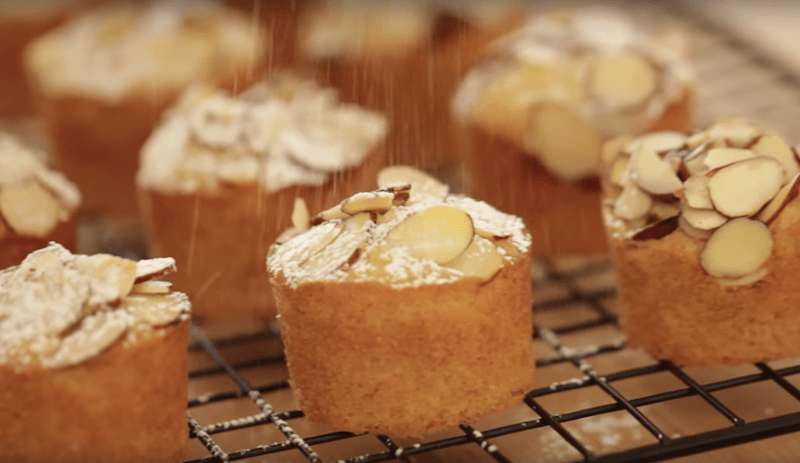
[
  {"xmin": 34, "ymin": 169, "xmax": 81, "ymax": 209},
  {"xmin": 0, "ymin": 182, "xmax": 62, "ymax": 238},
  {"xmin": 75, "ymin": 254, "xmax": 138, "ymax": 307},
  {"xmin": 629, "ymin": 144, "xmax": 682, "ymax": 195},
  {"xmin": 381, "ymin": 184, "xmax": 411, "ymax": 205},
  {"xmin": 341, "ymin": 191, "xmax": 394, "ymax": 215},
  {"xmin": 680, "ymin": 175, "xmax": 713, "ymax": 209},
  {"xmin": 717, "ymin": 267, "xmax": 768, "ymax": 287},
  {"xmin": 130, "ymin": 281, "xmax": 172, "ymax": 295},
  {"xmin": 686, "ymin": 131, "xmax": 711, "ymax": 150},
  {"xmin": 707, "ymin": 119, "xmax": 762, "ymax": 147},
  {"xmin": 527, "ymin": 103, "xmax": 602, "ymax": 181},
  {"xmin": 385, "ymin": 205, "xmax": 474, "ymax": 264},
  {"xmin": 591, "ymin": 54, "xmax": 657, "ymax": 107},
  {"xmin": 50, "ymin": 311, "xmax": 128, "ymax": 368},
  {"xmin": 442, "ymin": 236, "xmax": 504, "ymax": 281},
  {"xmin": 608, "ymin": 155, "xmax": 630, "ymax": 187},
  {"xmin": 631, "ymin": 215, "xmax": 679, "ymax": 241},
  {"xmin": 613, "ymin": 183, "xmax": 652, "ymax": 221},
  {"xmin": 345, "ymin": 212, "xmax": 373, "ymax": 232},
  {"xmin": 291, "ymin": 197, "xmax": 311, "ymax": 232},
  {"xmin": 601, "ymin": 135, "xmax": 634, "ymax": 165},
  {"xmin": 678, "ymin": 215, "xmax": 713, "ymax": 240},
  {"xmin": 757, "ymin": 172, "xmax": 800, "ymax": 223},
  {"xmin": 681, "ymin": 206, "xmax": 727, "ymax": 230},
  {"xmin": 700, "ymin": 217, "xmax": 773, "ymax": 278},
  {"xmin": 702, "ymin": 148, "xmax": 756, "ymax": 170},
  {"xmin": 311, "ymin": 203, "xmax": 350, "ymax": 225},
  {"xmin": 625, "ymin": 132, "xmax": 687, "ymax": 155},
  {"xmin": 122, "ymin": 293, "xmax": 188, "ymax": 326},
  {"xmin": 134, "ymin": 257, "xmax": 176, "ymax": 283},
  {"xmin": 375, "ymin": 207, "xmax": 398, "ymax": 225},
  {"xmin": 750, "ymin": 133, "xmax": 800, "ymax": 182},
  {"xmin": 377, "ymin": 166, "xmax": 449, "ymax": 203},
  {"xmin": 708, "ymin": 157, "xmax": 785, "ymax": 217}
]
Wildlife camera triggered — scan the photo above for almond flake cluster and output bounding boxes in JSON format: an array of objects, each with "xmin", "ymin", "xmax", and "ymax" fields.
[
  {"xmin": 602, "ymin": 119, "xmax": 800, "ymax": 287},
  {"xmin": 268, "ymin": 167, "xmax": 531, "ymax": 289},
  {"xmin": 25, "ymin": 0, "xmax": 261, "ymax": 102},
  {"xmin": 0, "ymin": 133, "xmax": 80, "ymax": 239},
  {"xmin": 452, "ymin": 5, "xmax": 694, "ymax": 181},
  {"xmin": 137, "ymin": 76, "xmax": 387, "ymax": 194},
  {"xmin": 0, "ymin": 243, "xmax": 190, "ymax": 370}
]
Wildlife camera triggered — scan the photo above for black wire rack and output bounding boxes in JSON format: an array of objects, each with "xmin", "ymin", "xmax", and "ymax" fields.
[{"xmin": 184, "ymin": 4, "xmax": 800, "ymax": 463}]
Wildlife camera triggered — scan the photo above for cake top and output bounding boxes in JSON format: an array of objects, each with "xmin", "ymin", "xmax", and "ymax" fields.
[
  {"xmin": 0, "ymin": 243, "xmax": 190, "ymax": 370},
  {"xmin": 137, "ymin": 75, "xmax": 387, "ymax": 194},
  {"xmin": 602, "ymin": 119, "xmax": 800, "ymax": 287},
  {"xmin": 268, "ymin": 166, "xmax": 531, "ymax": 289},
  {"xmin": 0, "ymin": 133, "xmax": 80, "ymax": 239},
  {"xmin": 24, "ymin": 0, "xmax": 263, "ymax": 101},
  {"xmin": 452, "ymin": 5, "xmax": 694, "ymax": 181},
  {"xmin": 300, "ymin": 0, "xmax": 524, "ymax": 58}
]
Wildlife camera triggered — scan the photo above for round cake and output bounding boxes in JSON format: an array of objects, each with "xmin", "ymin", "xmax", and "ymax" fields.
[
  {"xmin": 453, "ymin": 5, "xmax": 695, "ymax": 257},
  {"xmin": 0, "ymin": 243, "xmax": 191, "ymax": 462},
  {"xmin": 268, "ymin": 166, "xmax": 534, "ymax": 436},
  {"xmin": 602, "ymin": 120, "xmax": 800, "ymax": 366},
  {"xmin": 138, "ymin": 75, "xmax": 387, "ymax": 323}
]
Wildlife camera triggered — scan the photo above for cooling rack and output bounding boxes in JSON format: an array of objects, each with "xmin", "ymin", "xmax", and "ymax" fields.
[{"xmin": 183, "ymin": 4, "xmax": 800, "ymax": 462}]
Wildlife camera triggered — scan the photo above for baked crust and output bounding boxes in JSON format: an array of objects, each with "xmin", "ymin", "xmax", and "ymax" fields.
[
  {"xmin": 0, "ymin": 318, "xmax": 190, "ymax": 463},
  {"xmin": 140, "ymin": 148, "xmax": 383, "ymax": 322},
  {"xmin": 0, "ymin": 213, "xmax": 76, "ymax": 270},
  {"xmin": 272, "ymin": 251, "xmax": 533, "ymax": 437},
  {"xmin": 462, "ymin": 89, "xmax": 693, "ymax": 258}
]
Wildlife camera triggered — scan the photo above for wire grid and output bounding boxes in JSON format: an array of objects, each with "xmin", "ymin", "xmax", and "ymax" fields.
[{"xmin": 184, "ymin": 5, "xmax": 800, "ymax": 463}]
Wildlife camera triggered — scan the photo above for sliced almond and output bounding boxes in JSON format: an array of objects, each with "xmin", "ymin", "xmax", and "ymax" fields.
[
  {"xmin": 757, "ymin": 172, "xmax": 800, "ymax": 223},
  {"xmin": 750, "ymin": 133, "xmax": 800, "ymax": 182},
  {"xmin": 291, "ymin": 197, "xmax": 311, "ymax": 232},
  {"xmin": 340, "ymin": 191, "xmax": 394, "ymax": 215},
  {"xmin": 681, "ymin": 206, "xmax": 727, "ymax": 230},
  {"xmin": 686, "ymin": 131, "xmax": 711, "ymax": 150},
  {"xmin": 629, "ymin": 144, "xmax": 682, "ymax": 195},
  {"xmin": 650, "ymin": 201, "xmax": 681, "ymax": 221},
  {"xmin": 122, "ymin": 293, "xmax": 188, "ymax": 326},
  {"xmin": 626, "ymin": 132, "xmax": 687, "ymax": 155},
  {"xmin": 130, "ymin": 281, "xmax": 172, "ymax": 295},
  {"xmin": 381, "ymin": 184, "xmax": 411, "ymax": 205},
  {"xmin": 708, "ymin": 157, "xmax": 785, "ymax": 217},
  {"xmin": 345, "ymin": 212, "xmax": 373, "ymax": 232},
  {"xmin": 0, "ymin": 182, "xmax": 62, "ymax": 238},
  {"xmin": 75, "ymin": 254, "xmax": 138, "ymax": 308},
  {"xmin": 134, "ymin": 257, "xmax": 176, "ymax": 283},
  {"xmin": 700, "ymin": 217, "xmax": 773, "ymax": 278},
  {"xmin": 311, "ymin": 204, "xmax": 350, "ymax": 225},
  {"xmin": 717, "ymin": 267, "xmax": 768, "ymax": 288},
  {"xmin": 34, "ymin": 169, "xmax": 81, "ymax": 210},
  {"xmin": 376, "ymin": 166, "xmax": 449, "ymax": 203},
  {"xmin": 680, "ymin": 152, "xmax": 709, "ymax": 178},
  {"xmin": 527, "ymin": 103, "xmax": 602, "ymax": 181},
  {"xmin": 707, "ymin": 119, "xmax": 762, "ymax": 148},
  {"xmin": 680, "ymin": 175, "xmax": 713, "ymax": 209},
  {"xmin": 702, "ymin": 148, "xmax": 756, "ymax": 170},
  {"xmin": 613, "ymin": 183, "xmax": 652, "ymax": 221},
  {"xmin": 276, "ymin": 221, "xmax": 344, "ymax": 266},
  {"xmin": 631, "ymin": 215, "xmax": 679, "ymax": 241},
  {"xmin": 0, "ymin": 148, "xmax": 46, "ymax": 186},
  {"xmin": 385, "ymin": 205, "xmax": 474, "ymax": 264},
  {"xmin": 375, "ymin": 207, "xmax": 398, "ymax": 225},
  {"xmin": 442, "ymin": 236, "xmax": 504, "ymax": 281},
  {"xmin": 601, "ymin": 135, "xmax": 634, "ymax": 165},
  {"xmin": 678, "ymin": 215, "xmax": 713, "ymax": 240},
  {"xmin": 591, "ymin": 54, "xmax": 657, "ymax": 107},
  {"xmin": 302, "ymin": 232, "xmax": 364, "ymax": 275},
  {"xmin": 50, "ymin": 311, "xmax": 128, "ymax": 368},
  {"xmin": 608, "ymin": 155, "xmax": 631, "ymax": 187}
]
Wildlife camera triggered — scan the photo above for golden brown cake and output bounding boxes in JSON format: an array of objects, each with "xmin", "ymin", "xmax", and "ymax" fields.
[
  {"xmin": 297, "ymin": 0, "xmax": 526, "ymax": 169},
  {"xmin": 453, "ymin": 6, "xmax": 695, "ymax": 257},
  {"xmin": 602, "ymin": 120, "xmax": 800, "ymax": 367},
  {"xmin": 0, "ymin": 132, "xmax": 80, "ymax": 269},
  {"xmin": 268, "ymin": 167, "xmax": 534, "ymax": 436},
  {"xmin": 0, "ymin": 243, "xmax": 191, "ymax": 463},
  {"xmin": 0, "ymin": 0, "xmax": 100, "ymax": 116},
  {"xmin": 23, "ymin": 0, "xmax": 266, "ymax": 217},
  {"xmin": 138, "ymin": 76, "xmax": 387, "ymax": 323}
]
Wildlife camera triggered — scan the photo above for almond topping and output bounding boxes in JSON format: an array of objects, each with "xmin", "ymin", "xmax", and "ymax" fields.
[
  {"xmin": 591, "ymin": 54, "xmax": 657, "ymax": 107},
  {"xmin": 75, "ymin": 254, "xmax": 138, "ymax": 308},
  {"xmin": 608, "ymin": 156, "xmax": 630, "ymax": 187},
  {"xmin": 442, "ymin": 236, "xmax": 504, "ymax": 281},
  {"xmin": 134, "ymin": 257, "xmax": 176, "ymax": 283},
  {"xmin": 757, "ymin": 172, "xmax": 800, "ymax": 223},
  {"xmin": 707, "ymin": 119, "xmax": 762, "ymax": 148},
  {"xmin": 700, "ymin": 218, "xmax": 773, "ymax": 278},
  {"xmin": 527, "ymin": 103, "xmax": 602, "ymax": 181},
  {"xmin": 52, "ymin": 311, "xmax": 128, "ymax": 368},
  {"xmin": 629, "ymin": 144, "xmax": 682, "ymax": 195},
  {"xmin": 702, "ymin": 148, "xmax": 756, "ymax": 170},
  {"xmin": 717, "ymin": 267, "xmax": 768, "ymax": 288},
  {"xmin": 377, "ymin": 166, "xmax": 448, "ymax": 203},
  {"xmin": 0, "ymin": 182, "xmax": 62, "ymax": 238},
  {"xmin": 681, "ymin": 206, "xmax": 727, "ymax": 230},
  {"xmin": 122, "ymin": 293, "xmax": 187, "ymax": 326},
  {"xmin": 614, "ymin": 183, "xmax": 652, "ymax": 221},
  {"xmin": 678, "ymin": 215, "xmax": 712, "ymax": 240},
  {"xmin": 707, "ymin": 157, "xmax": 785, "ymax": 217},
  {"xmin": 680, "ymin": 175, "xmax": 713, "ymax": 209},
  {"xmin": 385, "ymin": 205, "xmax": 474, "ymax": 264},
  {"xmin": 130, "ymin": 281, "xmax": 172, "ymax": 295},
  {"xmin": 340, "ymin": 191, "xmax": 395, "ymax": 215},
  {"xmin": 625, "ymin": 131, "xmax": 687, "ymax": 155},
  {"xmin": 601, "ymin": 135, "xmax": 634, "ymax": 165},
  {"xmin": 291, "ymin": 197, "xmax": 311, "ymax": 232},
  {"xmin": 311, "ymin": 204, "xmax": 350, "ymax": 225},
  {"xmin": 750, "ymin": 133, "xmax": 800, "ymax": 182}
]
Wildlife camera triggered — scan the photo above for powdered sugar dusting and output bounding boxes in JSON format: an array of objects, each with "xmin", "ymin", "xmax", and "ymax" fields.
[{"xmin": 0, "ymin": 243, "xmax": 190, "ymax": 370}]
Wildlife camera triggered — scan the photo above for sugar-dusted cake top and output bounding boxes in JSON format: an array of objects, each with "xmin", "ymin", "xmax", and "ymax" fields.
[
  {"xmin": 137, "ymin": 75, "xmax": 387, "ymax": 194},
  {"xmin": 452, "ymin": 5, "xmax": 694, "ymax": 181},
  {"xmin": 25, "ymin": 0, "xmax": 263, "ymax": 101},
  {"xmin": 300, "ymin": 0, "xmax": 524, "ymax": 58},
  {"xmin": 0, "ymin": 243, "xmax": 190, "ymax": 370},
  {"xmin": 268, "ymin": 166, "xmax": 531, "ymax": 289},
  {"xmin": 0, "ymin": 133, "xmax": 80, "ymax": 239},
  {"xmin": 602, "ymin": 119, "xmax": 800, "ymax": 287}
]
